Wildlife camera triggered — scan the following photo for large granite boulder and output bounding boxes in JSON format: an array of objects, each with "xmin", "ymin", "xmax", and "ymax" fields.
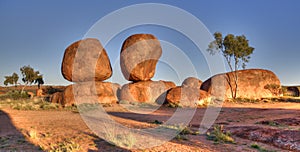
[
  {"xmin": 120, "ymin": 34, "xmax": 162, "ymax": 81},
  {"xmin": 201, "ymin": 69, "xmax": 282, "ymax": 99},
  {"xmin": 166, "ymin": 86, "xmax": 210, "ymax": 107},
  {"xmin": 119, "ymin": 80, "xmax": 175, "ymax": 103},
  {"xmin": 63, "ymin": 82, "xmax": 120, "ymax": 106},
  {"xmin": 61, "ymin": 38, "xmax": 112, "ymax": 82},
  {"xmin": 182, "ymin": 77, "xmax": 202, "ymax": 88}
]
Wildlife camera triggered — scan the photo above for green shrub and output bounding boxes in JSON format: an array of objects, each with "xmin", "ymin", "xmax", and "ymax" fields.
[
  {"xmin": 2, "ymin": 91, "xmax": 30, "ymax": 100},
  {"xmin": 206, "ymin": 125, "xmax": 235, "ymax": 144},
  {"xmin": 250, "ymin": 143, "xmax": 276, "ymax": 152}
]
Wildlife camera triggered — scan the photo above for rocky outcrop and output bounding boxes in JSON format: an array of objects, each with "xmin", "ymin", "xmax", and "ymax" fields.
[
  {"xmin": 63, "ymin": 82, "xmax": 120, "ymax": 106},
  {"xmin": 120, "ymin": 34, "xmax": 162, "ymax": 81},
  {"xmin": 61, "ymin": 38, "xmax": 112, "ymax": 82},
  {"xmin": 201, "ymin": 69, "xmax": 282, "ymax": 99},
  {"xmin": 166, "ymin": 86, "xmax": 210, "ymax": 107},
  {"xmin": 59, "ymin": 38, "xmax": 120, "ymax": 106},
  {"xmin": 182, "ymin": 77, "xmax": 202, "ymax": 88},
  {"xmin": 119, "ymin": 80, "xmax": 175, "ymax": 103}
]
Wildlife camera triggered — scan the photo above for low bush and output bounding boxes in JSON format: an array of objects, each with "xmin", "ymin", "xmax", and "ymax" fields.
[
  {"xmin": 0, "ymin": 91, "xmax": 29, "ymax": 100},
  {"xmin": 206, "ymin": 125, "xmax": 235, "ymax": 144},
  {"xmin": 0, "ymin": 99, "xmax": 60, "ymax": 110},
  {"xmin": 250, "ymin": 143, "xmax": 276, "ymax": 152}
]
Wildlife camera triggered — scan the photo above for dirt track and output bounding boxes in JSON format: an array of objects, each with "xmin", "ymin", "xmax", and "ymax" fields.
[{"xmin": 0, "ymin": 102, "xmax": 299, "ymax": 151}]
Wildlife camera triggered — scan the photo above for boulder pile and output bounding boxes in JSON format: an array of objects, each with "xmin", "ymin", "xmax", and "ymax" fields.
[
  {"xmin": 118, "ymin": 34, "xmax": 175, "ymax": 103},
  {"xmin": 52, "ymin": 33, "xmax": 283, "ymax": 107},
  {"xmin": 165, "ymin": 77, "xmax": 210, "ymax": 107},
  {"xmin": 51, "ymin": 38, "xmax": 119, "ymax": 106}
]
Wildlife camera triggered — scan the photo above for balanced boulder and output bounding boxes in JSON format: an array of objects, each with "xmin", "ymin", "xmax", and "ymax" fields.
[
  {"xmin": 201, "ymin": 69, "xmax": 282, "ymax": 99},
  {"xmin": 63, "ymin": 82, "xmax": 120, "ymax": 106},
  {"xmin": 61, "ymin": 38, "xmax": 112, "ymax": 82},
  {"xmin": 166, "ymin": 86, "xmax": 210, "ymax": 107},
  {"xmin": 119, "ymin": 80, "xmax": 175, "ymax": 103},
  {"xmin": 182, "ymin": 77, "xmax": 202, "ymax": 88},
  {"xmin": 120, "ymin": 34, "xmax": 162, "ymax": 81}
]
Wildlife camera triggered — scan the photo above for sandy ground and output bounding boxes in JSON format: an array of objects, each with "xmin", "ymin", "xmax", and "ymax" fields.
[{"xmin": 0, "ymin": 101, "xmax": 299, "ymax": 151}]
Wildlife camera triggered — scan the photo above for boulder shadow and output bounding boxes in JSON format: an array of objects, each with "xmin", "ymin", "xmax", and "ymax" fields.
[{"xmin": 0, "ymin": 110, "xmax": 41, "ymax": 151}]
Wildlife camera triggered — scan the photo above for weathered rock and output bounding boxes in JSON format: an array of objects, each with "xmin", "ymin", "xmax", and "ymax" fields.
[
  {"xmin": 182, "ymin": 77, "xmax": 202, "ymax": 88},
  {"xmin": 201, "ymin": 69, "xmax": 282, "ymax": 99},
  {"xmin": 50, "ymin": 92, "xmax": 64, "ymax": 105},
  {"xmin": 61, "ymin": 38, "xmax": 112, "ymax": 82},
  {"xmin": 119, "ymin": 80, "xmax": 175, "ymax": 103},
  {"xmin": 120, "ymin": 34, "xmax": 162, "ymax": 81},
  {"xmin": 166, "ymin": 86, "xmax": 210, "ymax": 107},
  {"xmin": 63, "ymin": 82, "xmax": 120, "ymax": 106}
]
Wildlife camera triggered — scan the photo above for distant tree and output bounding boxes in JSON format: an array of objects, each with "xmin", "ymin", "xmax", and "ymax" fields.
[
  {"xmin": 20, "ymin": 65, "xmax": 44, "ymax": 92},
  {"xmin": 207, "ymin": 32, "xmax": 254, "ymax": 99},
  {"xmin": 34, "ymin": 77, "xmax": 44, "ymax": 89},
  {"xmin": 4, "ymin": 72, "xmax": 19, "ymax": 87}
]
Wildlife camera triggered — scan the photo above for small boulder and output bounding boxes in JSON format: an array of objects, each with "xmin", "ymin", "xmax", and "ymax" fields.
[
  {"xmin": 36, "ymin": 89, "xmax": 44, "ymax": 97},
  {"xmin": 120, "ymin": 34, "xmax": 162, "ymax": 81},
  {"xmin": 27, "ymin": 92, "xmax": 34, "ymax": 99},
  {"xmin": 182, "ymin": 77, "xmax": 202, "ymax": 88},
  {"xmin": 50, "ymin": 92, "xmax": 63, "ymax": 105},
  {"xmin": 166, "ymin": 86, "xmax": 210, "ymax": 107},
  {"xmin": 61, "ymin": 38, "xmax": 112, "ymax": 82},
  {"xmin": 119, "ymin": 80, "xmax": 175, "ymax": 103},
  {"xmin": 63, "ymin": 82, "xmax": 120, "ymax": 106}
]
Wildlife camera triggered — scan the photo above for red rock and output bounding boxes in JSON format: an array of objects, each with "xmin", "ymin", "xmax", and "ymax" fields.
[
  {"xmin": 182, "ymin": 77, "xmax": 202, "ymax": 88},
  {"xmin": 61, "ymin": 38, "xmax": 112, "ymax": 82},
  {"xmin": 201, "ymin": 69, "xmax": 282, "ymax": 99},
  {"xmin": 63, "ymin": 82, "xmax": 120, "ymax": 106},
  {"xmin": 120, "ymin": 34, "xmax": 162, "ymax": 81},
  {"xmin": 50, "ymin": 92, "xmax": 64, "ymax": 105},
  {"xmin": 166, "ymin": 86, "xmax": 210, "ymax": 107},
  {"xmin": 119, "ymin": 80, "xmax": 175, "ymax": 103},
  {"xmin": 36, "ymin": 89, "xmax": 43, "ymax": 97}
]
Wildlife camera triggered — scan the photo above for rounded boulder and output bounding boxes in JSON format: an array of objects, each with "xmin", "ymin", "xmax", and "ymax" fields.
[
  {"xmin": 61, "ymin": 38, "xmax": 112, "ymax": 82},
  {"xmin": 166, "ymin": 86, "xmax": 211, "ymax": 107},
  {"xmin": 182, "ymin": 77, "xmax": 202, "ymax": 88},
  {"xmin": 120, "ymin": 34, "xmax": 162, "ymax": 81}
]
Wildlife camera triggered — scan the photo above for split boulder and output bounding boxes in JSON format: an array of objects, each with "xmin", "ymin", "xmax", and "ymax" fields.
[
  {"xmin": 166, "ymin": 86, "xmax": 211, "ymax": 107},
  {"xmin": 119, "ymin": 80, "xmax": 175, "ymax": 103},
  {"xmin": 63, "ymin": 82, "xmax": 120, "ymax": 106}
]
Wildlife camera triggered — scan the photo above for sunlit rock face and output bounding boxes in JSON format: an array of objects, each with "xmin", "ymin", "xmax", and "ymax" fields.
[
  {"xmin": 201, "ymin": 69, "xmax": 282, "ymax": 99},
  {"xmin": 120, "ymin": 34, "xmax": 162, "ymax": 81},
  {"xmin": 61, "ymin": 38, "xmax": 112, "ymax": 82}
]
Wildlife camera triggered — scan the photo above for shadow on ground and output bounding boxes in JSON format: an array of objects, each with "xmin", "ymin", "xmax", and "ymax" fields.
[{"xmin": 0, "ymin": 110, "xmax": 41, "ymax": 151}]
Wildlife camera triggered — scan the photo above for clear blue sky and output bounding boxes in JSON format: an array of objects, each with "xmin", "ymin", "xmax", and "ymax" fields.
[{"xmin": 0, "ymin": 0, "xmax": 299, "ymax": 86}]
